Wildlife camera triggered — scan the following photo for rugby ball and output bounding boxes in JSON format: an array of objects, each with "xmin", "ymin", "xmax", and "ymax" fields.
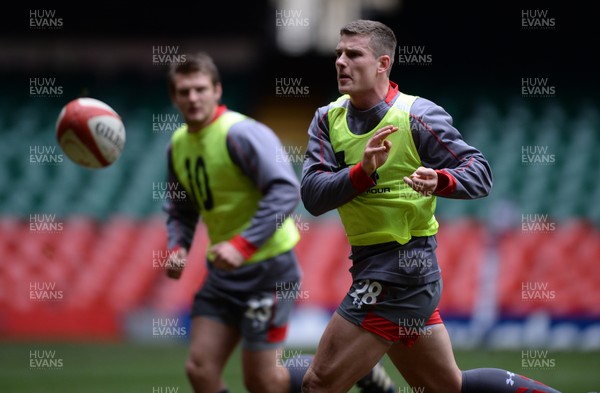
[{"xmin": 56, "ymin": 97, "xmax": 126, "ymax": 168}]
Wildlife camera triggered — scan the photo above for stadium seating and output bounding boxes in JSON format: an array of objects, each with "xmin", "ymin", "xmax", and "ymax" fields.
[
  {"xmin": 1, "ymin": 89, "xmax": 599, "ymax": 340},
  {"xmin": 436, "ymin": 218, "xmax": 487, "ymax": 317},
  {"xmin": 2, "ymin": 214, "xmax": 599, "ymax": 339}
]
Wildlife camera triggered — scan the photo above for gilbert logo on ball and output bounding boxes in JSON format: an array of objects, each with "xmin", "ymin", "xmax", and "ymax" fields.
[{"xmin": 56, "ymin": 97, "xmax": 126, "ymax": 168}]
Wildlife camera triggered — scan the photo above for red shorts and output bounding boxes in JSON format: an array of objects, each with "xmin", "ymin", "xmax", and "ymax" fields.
[{"xmin": 360, "ymin": 307, "xmax": 443, "ymax": 348}]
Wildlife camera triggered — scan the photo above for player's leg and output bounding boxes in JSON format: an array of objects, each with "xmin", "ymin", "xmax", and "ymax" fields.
[
  {"xmin": 185, "ymin": 316, "xmax": 240, "ymax": 393},
  {"xmin": 302, "ymin": 312, "xmax": 393, "ymax": 393},
  {"xmin": 387, "ymin": 322, "xmax": 462, "ymax": 392},
  {"xmin": 377, "ymin": 282, "xmax": 456, "ymax": 392},
  {"xmin": 242, "ymin": 348, "xmax": 288, "ymax": 393},
  {"xmin": 461, "ymin": 367, "xmax": 562, "ymax": 393},
  {"xmin": 241, "ymin": 347, "xmax": 311, "ymax": 393},
  {"xmin": 305, "ymin": 276, "xmax": 443, "ymax": 393},
  {"xmin": 239, "ymin": 280, "xmax": 312, "ymax": 393},
  {"xmin": 388, "ymin": 322, "xmax": 562, "ymax": 393},
  {"xmin": 185, "ymin": 281, "xmax": 242, "ymax": 393}
]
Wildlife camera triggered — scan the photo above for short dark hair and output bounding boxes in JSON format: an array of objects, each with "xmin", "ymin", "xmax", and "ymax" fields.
[
  {"xmin": 340, "ymin": 20, "xmax": 397, "ymax": 72},
  {"xmin": 167, "ymin": 52, "xmax": 221, "ymax": 95}
]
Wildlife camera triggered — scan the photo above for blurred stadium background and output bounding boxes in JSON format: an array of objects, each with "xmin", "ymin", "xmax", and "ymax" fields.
[{"xmin": 1, "ymin": 1, "xmax": 599, "ymax": 392}]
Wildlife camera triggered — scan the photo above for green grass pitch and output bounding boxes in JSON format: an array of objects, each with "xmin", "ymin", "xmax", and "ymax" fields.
[{"xmin": 1, "ymin": 341, "xmax": 598, "ymax": 392}]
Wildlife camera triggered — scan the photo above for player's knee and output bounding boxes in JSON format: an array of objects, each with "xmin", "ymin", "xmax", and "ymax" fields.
[
  {"xmin": 398, "ymin": 357, "xmax": 461, "ymax": 393},
  {"xmin": 185, "ymin": 354, "xmax": 217, "ymax": 385},
  {"xmin": 301, "ymin": 367, "xmax": 318, "ymax": 392},
  {"xmin": 301, "ymin": 366, "xmax": 341, "ymax": 393},
  {"xmin": 442, "ymin": 369, "xmax": 462, "ymax": 393}
]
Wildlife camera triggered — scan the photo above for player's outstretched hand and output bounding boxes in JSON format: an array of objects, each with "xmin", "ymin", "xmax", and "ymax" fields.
[
  {"xmin": 403, "ymin": 166, "xmax": 437, "ymax": 196},
  {"xmin": 361, "ymin": 125, "xmax": 398, "ymax": 176},
  {"xmin": 210, "ymin": 241, "xmax": 245, "ymax": 271},
  {"xmin": 166, "ymin": 248, "xmax": 188, "ymax": 280}
]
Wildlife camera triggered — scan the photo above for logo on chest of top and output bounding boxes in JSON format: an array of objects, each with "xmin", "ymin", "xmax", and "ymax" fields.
[{"xmin": 366, "ymin": 187, "xmax": 391, "ymax": 194}]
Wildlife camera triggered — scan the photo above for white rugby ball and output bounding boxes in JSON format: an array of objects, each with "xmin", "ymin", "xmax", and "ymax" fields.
[{"xmin": 56, "ymin": 97, "xmax": 126, "ymax": 168}]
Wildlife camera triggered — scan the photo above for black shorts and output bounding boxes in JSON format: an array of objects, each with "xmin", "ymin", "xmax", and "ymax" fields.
[
  {"xmin": 191, "ymin": 278, "xmax": 299, "ymax": 350},
  {"xmin": 336, "ymin": 278, "xmax": 443, "ymax": 346}
]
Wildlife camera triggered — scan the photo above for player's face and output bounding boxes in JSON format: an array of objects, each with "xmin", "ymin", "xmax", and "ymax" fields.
[
  {"xmin": 171, "ymin": 71, "xmax": 222, "ymax": 131},
  {"xmin": 335, "ymin": 34, "xmax": 380, "ymax": 96}
]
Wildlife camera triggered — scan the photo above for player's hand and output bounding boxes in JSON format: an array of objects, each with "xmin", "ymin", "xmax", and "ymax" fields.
[
  {"xmin": 210, "ymin": 241, "xmax": 245, "ymax": 271},
  {"xmin": 361, "ymin": 125, "xmax": 398, "ymax": 176},
  {"xmin": 403, "ymin": 167, "xmax": 437, "ymax": 196},
  {"xmin": 165, "ymin": 248, "xmax": 187, "ymax": 280}
]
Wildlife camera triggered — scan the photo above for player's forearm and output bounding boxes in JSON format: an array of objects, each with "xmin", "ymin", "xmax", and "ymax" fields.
[
  {"xmin": 226, "ymin": 120, "xmax": 302, "ymax": 252},
  {"xmin": 164, "ymin": 145, "xmax": 200, "ymax": 249},
  {"xmin": 301, "ymin": 117, "xmax": 373, "ymax": 215},
  {"xmin": 164, "ymin": 206, "xmax": 198, "ymax": 250},
  {"xmin": 437, "ymin": 157, "xmax": 493, "ymax": 199},
  {"xmin": 410, "ymin": 98, "xmax": 493, "ymax": 199},
  {"xmin": 301, "ymin": 163, "xmax": 370, "ymax": 216}
]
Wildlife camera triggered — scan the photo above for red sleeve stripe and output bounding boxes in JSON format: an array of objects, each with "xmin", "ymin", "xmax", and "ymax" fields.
[
  {"xmin": 349, "ymin": 162, "xmax": 375, "ymax": 192},
  {"xmin": 434, "ymin": 169, "xmax": 457, "ymax": 196},
  {"xmin": 229, "ymin": 234, "xmax": 258, "ymax": 260}
]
